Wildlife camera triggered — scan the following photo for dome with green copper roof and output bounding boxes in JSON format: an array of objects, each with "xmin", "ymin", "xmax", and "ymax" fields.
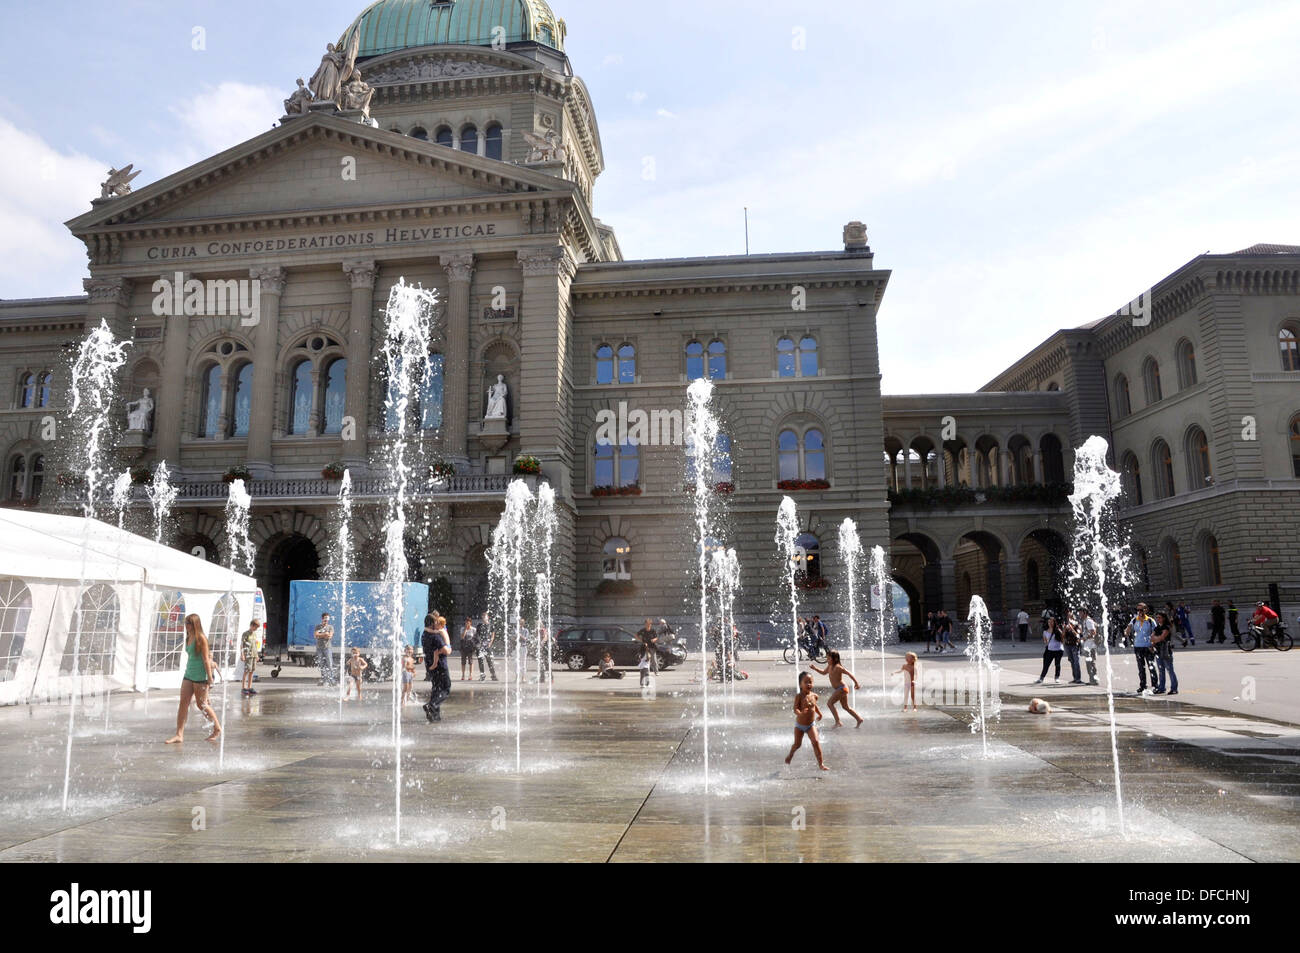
[{"xmin": 342, "ymin": 0, "xmax": 566, "ymax": 58}]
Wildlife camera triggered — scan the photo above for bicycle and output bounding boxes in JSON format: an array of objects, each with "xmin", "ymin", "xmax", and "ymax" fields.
[
  {"xmin": 1241, "ymin": 622, "xmax": 1293, "ymax": 652},
  {"xmin": 782, "ymin": 637, "xmax": 827, "ymax": 665}
]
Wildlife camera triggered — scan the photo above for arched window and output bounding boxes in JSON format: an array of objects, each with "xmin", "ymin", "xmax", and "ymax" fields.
[
  {"xmin": 1176, "ymin": 339, "xmax": 1197, "ymax": 388},
  {"xmin": 230, "ymin": 363, "xmax": 253, "ymax": 437},
  {"xmin": 410, "ymin": 126, "xmax": 430, "ymax": 142},
  {"xmin": 1114, "ymin": 374, "xmax": 1131, "ymax": 418},
  {"xmin": 323, "ymin": 358, "xmax": 347, "ymax": 434},
  {"xmin": 685, "ymin": 340, "xmax": 705, "ymax": 381},
  {"xmin": 0, "ymin": 577, "xmax": 32, "ymax": 682},
  {"xmin": 6, "ymin": 455, "xmax": 26, "ymax": 501},
  {"xmin": 18, "ymin": 372, "xmax": 35, "ymax": 408},
  {"xmin": 794, "ymin": 532, "xmax": 821, "ymax": 582},
  {"xmin": 593, "ymin": 439, "xmax": 638, "ymax": 489},
  {"xmin": 708, "ymin": 339, "xmax": 727, "ymax": 380},
  {"xmin": 60, "ymin": 583, "xmax": 119, "ymax": 676},
  {"xmin": 1291, "ymin": 414, "xmax": 1300, "ymax": 477},
  {"xmin": 778, "ymin": 427, "xmax": 827, "ymax": 483},
  {"xmin": 1185, "ymin": 426, "xmax": 1212, "ymax": 488},
  {"xmin": 1121, "ymin": 452, "xmax": 1143, "ymax": 506},
  {"xmin": 1142, "ymin": 357, "xmax": 1163, "ymax": 405},
  {"xmin": 1026, "ymin": 559, "xmax": 1041, "ymax": 601},
  {"xmin": 1164, "ymin": 539, "xmax": 1183, "ymax": 590},
  {"xmin": 433, "ymin": 127, "xmax": 451, "ymax": 148},
  {"xmin": 289, "ymin": 359, "xmax": 313, "ymax": 435},
  {"xmin": 617, "ymin": 343, "xmax": 636, "ymax": 384},
  {"xmin": 1151, "ymin": 438, "xmax": 1175, "ymax": 500},
  {"xmin": 1046, "ymin": 382, "xmax": 1061, "ymax": 392},
  {"xmin": 1280, "ymin": 327, "xmax": 1300, "ymax": 372},
  {"xmin": 420, "ymin": 354, "xmax": 444, "ymax": 431},
  {"xmin": 37, "ymin": 372, "xmax": 53, "ymax": 407},
  {"xmin": 485, "ymin": 123, "xmax": 503, "ymax": 160},
  {"xmin": 209, "ymin": 593, "xmax": 240, "ymax": 668},
  {"xmin": 459, "ymin": 125, "xmax": 479, "ymax": 154},
  {"xmin": 595, "ymin": 344, "xmax": 614, "ymax": 385},
  {"xmin": 1040, "ymin": 434, "xmax": 1065, "ymax": 484},
  {"xmin": 602, "ymin": 538, "xmax": 631, "ymax": 580},
  {"xmin": 148, "ymin": 590, "xmax": 186, "ymax": 672},
  {"xmin": 686, "ymin": 432, "xmax": 733, "ymax": 485},
  {"xmin": 199, "ymin": 364, "xmax": 222, "ymax": 438},
  {"xmin": 777, "ymin": 336, "xmax": 818, "ymax": 377},
  {"xmin": 800, "ymin": 337, "xmax": 819, "ymax": 377},
  {"xmin": 1200, "ymin": 534, "xmax": 1222, "ymax": 586},
  {"xmin": 777, "ymin": 337, "xmax": 796, "ymax": 378},
  {"xmin": 29, "ymin": 454, "xmax": 44, "ymax": 503}
]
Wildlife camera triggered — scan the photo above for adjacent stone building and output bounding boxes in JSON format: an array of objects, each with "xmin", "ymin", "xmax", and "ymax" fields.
[{"xmin": 1, "ymin": 0, "xmax": 1295, "ymax": 649}]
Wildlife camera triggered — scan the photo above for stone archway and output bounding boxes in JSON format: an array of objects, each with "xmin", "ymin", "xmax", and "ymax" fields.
[
  {"xmin": 892, "ymin": 531, "xmax": 944, "ymax": 626},
  {"xmin": 259, "ymin": 533, "xmax": 321, "ymax": 648}
]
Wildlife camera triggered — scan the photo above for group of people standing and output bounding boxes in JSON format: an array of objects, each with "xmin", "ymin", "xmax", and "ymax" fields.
[{"xmin": 1034, "ymin": 608, "xmax": 1101, "ymax": 686}]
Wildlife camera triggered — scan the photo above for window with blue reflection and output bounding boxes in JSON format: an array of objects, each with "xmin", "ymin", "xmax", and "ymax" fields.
[
  {"xmin": 594, "ymin": 441, "xmax": 614, "ymax": 487},
  {"xmin": 595, "ymin": 344, "xmax": 614, "ymax": 385},
  {"xmin": 421, "ymin": 354, "xmax": 444, "ymax": 430},
  {"xmin": 708, "ymin": 339, "xmax": 726, "ymax": 380},
  {"xmin": 289, "ymin": 360, "xmax": 312, "ymax": 434},
  {"xmin": 323, "ymin": 359, "xmax": 347, "ymax": 434},
  {"xmin": 231, "ymin": 364, "xmax": 253, "ymax": 438},
  {"xmin": 618, "ymin": 343, "xmax": 636, "ymax": 383},
  {"xmin": 777, "ymin": 337, "xmax": 796, "ymax": 377},
  {"xmin": 804, "ymin": 429, "xmax": 826, "ymax": 480},
  {"xmin": 485, "ymin": 124, "xmax": 503, "ymax": 160},
  {"xmin": 619, "ymin": 442, "xmax": 639, "ymax": 486},
  {"xmin": 201, "ymin": 365, "xmax": 222, "ymax": 438},
  {"xmin": 685, "ymin": 340, "xmax": 704, "ymax": 381},
  {"xmin": 800, "ymin": 337, "xmax": 818, "ymax": 377}
]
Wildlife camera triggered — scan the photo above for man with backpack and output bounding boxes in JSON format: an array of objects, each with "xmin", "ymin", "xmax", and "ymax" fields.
[{"xmin": 811, "ymin": 615, "xmax": 829, "ymax": 657}]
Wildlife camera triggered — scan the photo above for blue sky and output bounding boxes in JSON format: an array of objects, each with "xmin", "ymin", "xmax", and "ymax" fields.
[{"xmin": 3, "ymin": 0, "xmax": 1298, "ymax": 392}]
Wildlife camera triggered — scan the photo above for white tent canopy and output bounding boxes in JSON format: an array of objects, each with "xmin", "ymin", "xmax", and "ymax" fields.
[{"xmin": 0, "ymin": 509, "xmax": 258, "ymax": 705}]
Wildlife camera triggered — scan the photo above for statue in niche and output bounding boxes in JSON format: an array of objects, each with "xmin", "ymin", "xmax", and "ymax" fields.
[
  {"xmin": 126, "ymin": 388, "xmax": 154, "ymax": 432},
  {"xmin": 485, "ymin": 375, "xmax": 509, "ymax": 420}
]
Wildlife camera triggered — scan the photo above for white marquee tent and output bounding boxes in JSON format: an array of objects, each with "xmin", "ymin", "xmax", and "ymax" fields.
[{"xmin": 0, "ymin": 509, "xmax": 258, "ymax": 706}]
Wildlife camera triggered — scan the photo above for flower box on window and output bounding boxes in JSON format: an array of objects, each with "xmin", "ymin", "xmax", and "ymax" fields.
[
  {"xmin": 513, "ymin": 455, "xmax": 542, "ymax": 476},
  {"xmin": 777, "ymin": 479, "xmax": 830, "ymax": 491},
  {"xmin": 56, "ymin": 472, "xmax": 85, "ymax": 488},
  {"xmin": 795, "ymin": 576, "xmax": 831, "ymax": 591},
  {"xmin": 430, "ymin": 460, "xmax": 456, "ymax": 480},
  {"xmin": 222, "ymin": 466, "xmax": 252, "ymax": 485},
  {"xmin": 592, "ymin": 484, "xmax": 641, "ymax": 497},
  {"xmin": 130, "ymin": 465, "xmax": 154, "ymax": 485},
  {"xmin": 321, "ymin": 463, "xmax": 346, "ymax": 481}
]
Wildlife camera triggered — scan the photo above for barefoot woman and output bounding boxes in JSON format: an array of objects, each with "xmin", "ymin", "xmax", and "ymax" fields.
[{"xmin": 165, "ymin": 614, "xmax": 222, "ymax": 744}]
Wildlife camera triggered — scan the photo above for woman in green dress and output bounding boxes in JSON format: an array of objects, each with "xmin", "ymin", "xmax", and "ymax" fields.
[{"xmin": 164, "ymin": 614, "xmax": 222, "ymax": 744}]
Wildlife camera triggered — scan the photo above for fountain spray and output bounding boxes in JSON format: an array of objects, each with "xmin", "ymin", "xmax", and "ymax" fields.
[
  {"xmin": 869, "ymin": 545, "xmax": 890, "ymax": 705},
  {"xmin": 686, "ymin": 379, "xmax": 719, "ymax": 792},
  {"xmin": 775, "ymin": 496, "xmax": 802, "ymax": 685},
  {"xmin": 1067, "ymin": 436, "xmax": 1133, "ymax": 836},
  {"xmin": 62, "ymin": 320, "xmax": 128, "ymax": 811},
  {"xmin": 336, "ymin": 471, "xmax": 353, "ymax": 721},
  {"xmin": 837, "ymin": 519, "xmax": 862, "ymax": 707},
  {"xmin": 965, "ymin": 595, "xmax": 998, "ymax": 758}
]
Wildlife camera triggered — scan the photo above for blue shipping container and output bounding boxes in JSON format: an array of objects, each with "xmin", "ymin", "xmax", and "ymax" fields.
[{"xmin": 288, "ymin": 581, "xmax": 428, "ymax": 653}]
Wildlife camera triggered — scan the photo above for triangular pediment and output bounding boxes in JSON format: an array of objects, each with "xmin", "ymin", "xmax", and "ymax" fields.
[{"xmin": 67, "ymin": 113, "xmax": 567, "ymax": 234}]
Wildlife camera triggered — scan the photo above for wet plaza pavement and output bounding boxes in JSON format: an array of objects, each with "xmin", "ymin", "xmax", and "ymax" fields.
[{"xmin": 1, "ymin": 650, "xmax": 1298, "ymax": 862}]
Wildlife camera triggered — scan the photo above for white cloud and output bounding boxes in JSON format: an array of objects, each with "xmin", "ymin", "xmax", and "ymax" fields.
[
  {"xmin": 625, "ymin": 90, "xmax": 647, "ymax": 104},
  {"xmin": 0, "ymin": 115, "xmax": 105, "ymax": 296},
  {"xmin": 153, "ymin": 81, "xmax": 284, "ymax": 179},
  {"xmin": 655, "ymin": 108, "xmax": 677, "ymax": 120}
]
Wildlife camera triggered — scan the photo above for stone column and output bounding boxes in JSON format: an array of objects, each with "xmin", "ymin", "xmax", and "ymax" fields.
[
  {"xmin": 1003, "ymin": 553, "xmax": 1025, "ymax": 633},
  {"xmin": 82, "ymin": 276, "xmax": 133, "ymax": 341},
  {"xmin": 440, "ymin": 253, "xmax": 474, "ymax": 463},
  {"xmin": 341, "ymin": 260, "xmax": 377, "ymax": 468},
  {"xmin": 1032, "ymin": 450, "xmax": 1043, "ymax": 485},
  {"xmin": 153, "ymin": 272, "xmax": 189, "ymax": 464},
  {"xmin": 517, "ymin": 246, "xmax": 578, "ymax": 486},
  {"xmin": 245, "ymin": 266, "xmax": 285, "ymax": 478},
  {"xmin": 938, "ymin": 559, "xmax": 958, "ymax": 615},
  {"xmin": 903, "ymin": 449, "xmax": 912, "ymax": 491}
]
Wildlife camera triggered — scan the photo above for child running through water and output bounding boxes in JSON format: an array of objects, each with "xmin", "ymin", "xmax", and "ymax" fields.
[
  {"xmin": 785, "ymin": 671, "xmax": 828, "ymax": 771},
  {"xmin": 810, "ymin": 650, "xmax": 863, "ymax": 727},
  {"xmin": 344, "ymin": 646, "xmax": 368, "ymax": 701},
  {"xmin": 401, "ymin": 646, "xmax": 415, "ymax": 705},
  {"xmin": 894, "ymin": 651, "xmax": 919, "ymax": 712}
]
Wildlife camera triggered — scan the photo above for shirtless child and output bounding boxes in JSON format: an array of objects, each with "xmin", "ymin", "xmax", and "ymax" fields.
[
  {"xmin": 894, "ymin": 651, "xmax": 919, "ymax": 711},
  {"xmin": 810, "ymin": 650, "xmax": 863, "ymax": 727},
  {"xmin": 344, "ymin": 646, "xmax": 368, "ymax": 701},
  {"xmin": 784, "ymin": 671, "xmax": 828, "ymax": 771}
]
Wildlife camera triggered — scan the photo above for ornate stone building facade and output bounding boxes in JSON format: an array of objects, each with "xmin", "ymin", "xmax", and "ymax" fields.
[{"xmin": 1, "ymin": 1, "xmax": 1295, "ymax": 645}]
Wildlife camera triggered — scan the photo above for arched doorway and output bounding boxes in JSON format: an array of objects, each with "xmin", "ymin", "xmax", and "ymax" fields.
[
  {"xmin": 261, "ymin": 534, "xmax": 321, "ymax": 649},
  {"xmin": 955, "ymin": 529, "xmax": 1008, "ymax": 622},
  {"xmin": 892, "ymin": 531, "xmax": 944, "ymax": 631},
  {"xmin": 462, "ymin": 544, "xmax": 490, "ymax": 618},
  {"xmin": 1020, "ymin": 527, "xmax": 1067, "ymax": 618}
]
